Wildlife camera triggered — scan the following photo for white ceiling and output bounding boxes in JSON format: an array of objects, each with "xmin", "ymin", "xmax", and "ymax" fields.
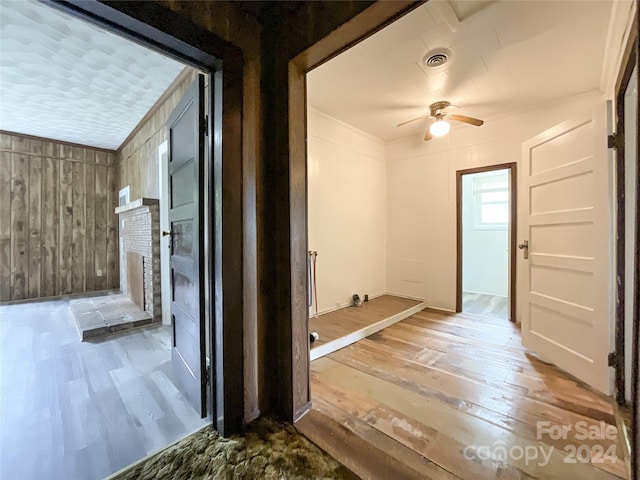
[
  {"xmin": 307, "ymin": 0, "xmax": 617, "ymax": 142},
  {"xmin": 0, "ymin": 0, "xmax": 186, "ymax": 150}
]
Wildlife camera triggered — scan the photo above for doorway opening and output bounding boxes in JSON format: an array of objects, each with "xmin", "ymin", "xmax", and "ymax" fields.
[
  {"xmin": 295, "ymin": 1, "xmax": 634, "ymax": 478},
  {"xmin": 456, "ymin": 164, "xmax": 516, "ymax": 321},
  {"xmin": 0, "ymin": 1, "xmax": 233, "ymax": 478}
]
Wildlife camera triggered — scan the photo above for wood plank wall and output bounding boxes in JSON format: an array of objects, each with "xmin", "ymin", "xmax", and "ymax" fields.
[
  {"xmin": 0, "ymin": 131, "xmax": 119, "ymax": 302},
  {"xmin": 117, "ymin": 68, "xmax": 197, "ymax": 198}
]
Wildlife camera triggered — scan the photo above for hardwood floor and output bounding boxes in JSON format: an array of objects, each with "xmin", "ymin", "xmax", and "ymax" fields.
[
  {"xmin": 309, "ymin": 308, "xmax": 627, "ymax": 479},
  {"xmin": 463, "ymin": 292, "xmax": 509, "ymax": 318},
  {"xmin": 0, "ymin": 299, "xmax": 208, "ymax": 480},
  {"xmin": 310, "ymin": 295, "xmax": 421, "ymax": 349}
]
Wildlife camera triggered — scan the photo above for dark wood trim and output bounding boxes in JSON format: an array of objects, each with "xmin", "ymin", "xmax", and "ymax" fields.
[
  {"xmin": 0, "ymin": 129, "xmax": 116, "ymax": 155},
  {"xmin": 456, "ymin": 173, "xmax": 463, "ymax": 313},
  {"xmin": 614, "ymin": 37, "xmax": 637, "ymax": 406},
  {"xmin": 116, "ymin": 66, "xmax": 195, "ymax": 153},
  {"xmin": 614, "ymin": 15, "xmax": 639, "ymax": 97},
  {"xmin": 47, "ymin": 0, "xmax": 245, "ymax": 435},
  {"xmin": 455, "ymin": 163, "xmax": 517, "ymax": 322},
  {"xmin": 43, "ymin": 1, "xmax": 222, "ymax": 69},
  {"xmin": 287, "ymin": 0, "xmax": 421, "ymax": 423},
  {"xmin": 290, "ymin": 2, "xmax": 423, "ymax": 72},
  {"xmin": 630, "ymin": 10, "xmax": 640, "ymax": 480}
]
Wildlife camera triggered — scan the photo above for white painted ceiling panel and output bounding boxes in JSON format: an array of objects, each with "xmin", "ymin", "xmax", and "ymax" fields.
[
  {"xmin": 0, "ymin": 0, "xmax": 186, "ymax": 150},
  {"xmin": 307, "ymin": 0, "xmax": 618, "ymax": 142}
]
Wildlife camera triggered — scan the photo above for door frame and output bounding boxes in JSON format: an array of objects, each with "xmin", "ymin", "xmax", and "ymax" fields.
[
  {"xmin": 158, "ymin": 140, "xmax": 170, "ymax": 326},
  {"xmin": 611, "ymin": 10, "xmax": 639, "ymax": 478},
  {"xmin": 455, "ymin": 163, "xmax": 517, "ymax": 322},
  {"xmin": 613, "ymin": 20, "xmax": 639, "ymax": 406},
  {"xmin": 44, "ymin": 0, "xmax": 245, "ymax": 435},
  {"xmin": 286, "ymin": 1, "xmax": 421, "ymax": 422}
]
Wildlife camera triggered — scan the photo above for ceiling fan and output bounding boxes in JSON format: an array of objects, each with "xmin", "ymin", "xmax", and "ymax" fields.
[{"xmin": 397, "ymin": 101, "xmax": 484, "ymax": 141}]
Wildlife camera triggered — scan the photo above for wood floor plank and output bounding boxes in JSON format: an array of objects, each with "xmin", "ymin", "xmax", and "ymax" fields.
[
  {"xmin": 310, "ymin": 295, "xmax": 420, "ymax": 348},
  {"xmin": 0, "ymin": 299, "xmax": 208, "ymax": 480},
  {"xmin": 299, "ymin": 402, "xmax": 459, "ymax": 480},
  {"xmin": 463, "ymin": 292, "xmax": 509, "ymax": 318},
  {"xmin": 331, "ymin": 339, "xmax": 618, "ymax": 451},
  {"xmin": 314, "ymin": 356, "xmax": 620, "ymax": 479},
  {"xmin": 372, "ymin": 315, "xmax": 615, "ymax": 416},
  {"xmin": 311, "ymin": 309, "xmax": 626, "ymax": 479}
]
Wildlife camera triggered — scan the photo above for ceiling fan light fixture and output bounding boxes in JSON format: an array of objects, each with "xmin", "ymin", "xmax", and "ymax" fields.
[{"xmin": 429, "ymin": 118, "xmax": 450, "ymax": 137}]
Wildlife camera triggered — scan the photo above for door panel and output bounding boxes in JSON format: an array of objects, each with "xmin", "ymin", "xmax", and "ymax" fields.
[
  {"xmin": 167, "ymin": 75, "xmax": 206, "ymax": 417},
  {"xmin": 521, "ymin": 104, "xmax": 612, "ymax": 394}
]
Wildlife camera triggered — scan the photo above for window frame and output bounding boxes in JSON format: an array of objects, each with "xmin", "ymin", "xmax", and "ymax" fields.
[{"xmin": 471, "ymin": 173, "xmax": 510, "ymax": 230}]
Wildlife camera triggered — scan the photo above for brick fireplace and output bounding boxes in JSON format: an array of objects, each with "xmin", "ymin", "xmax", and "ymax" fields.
[{"xmin": 115, "ymin": 198, "xmax": 161, "ymax": 321}]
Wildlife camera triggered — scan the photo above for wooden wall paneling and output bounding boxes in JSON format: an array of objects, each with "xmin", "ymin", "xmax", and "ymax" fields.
[
  {"xmin": 11, "ymin": 135, "xmax": 28, "ymax": 154},
  {"xmin": 59, "ymin": 160, "xmax": 73, "ymax": 294},
  {"xmin": 28, "ymin": 138, "xmax": 43, "ymax": 156},
  {"xmin": 0, "ymin": 151, "xmax": 11, "ymax": 301},
  {"xmin": 28, "ymin": 156, "xmax": 42, "ymax": 298},
  {"xmin": 85, "ymin": 162, "xmax": 96, "ymax": 291},
  {"xmin": 94, "ymin": 165, "xmax": 107, "ymax": 291},
  {"xmin": 41, "ymin": 157, "xmax": 59, "ymax": 297},
  {"xmin": 0, "ymin": 131, "xmax": 118, "ymax": 302},
  {"xmin": 106, "ymin": 166, "xmax": 118, "ymax": 289},
  {"xmin": 0, "ymin": 132, "xmax": 11, "ymax": 150},
  {"xmin": 60, "ymin": 144, "xmax": 71, "ymax": 160},
  {"xmin": 10, "ymin": 152, "xmax": 28, "ymax": 300},
  {"xmin": 72, "ymin": 161, "xmax": 86, "ymax": 293},
  {"xmin": 95, "ymin": 151, "xmax": 107, "ymax": 165},
  {"xmin": 71, "ymin": 146, "xmax": 86, "ymax": 162},
  {"xmin": 41, "ymin": 140, "xmax": 56, "ymax": 158}
]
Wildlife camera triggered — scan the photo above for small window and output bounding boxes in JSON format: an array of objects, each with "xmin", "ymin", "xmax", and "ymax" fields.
[{"xmin": 473, "ymin": 172, "xmax": 509, "ymax": 228}]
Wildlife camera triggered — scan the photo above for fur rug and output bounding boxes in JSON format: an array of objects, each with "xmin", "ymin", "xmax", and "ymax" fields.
[{"xmin": 111, "ymin": 418, "xmax": 358, "ymax": 480}]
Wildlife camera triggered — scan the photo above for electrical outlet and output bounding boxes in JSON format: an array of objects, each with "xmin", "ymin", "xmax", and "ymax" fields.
[{"xmin": 96, "ymin": 269, "xmax": 103, "ymax": 277}]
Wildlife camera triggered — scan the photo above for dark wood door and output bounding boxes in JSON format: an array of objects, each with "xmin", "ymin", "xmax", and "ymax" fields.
[{"xmin": 167, "ymin": 75, "xmax": 206, "ymax": 417}]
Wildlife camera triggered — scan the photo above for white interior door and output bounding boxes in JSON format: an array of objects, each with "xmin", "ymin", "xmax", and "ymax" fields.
[{"xmin": 520, "ymin": 103, "xmax": 613, "ymax": 394}]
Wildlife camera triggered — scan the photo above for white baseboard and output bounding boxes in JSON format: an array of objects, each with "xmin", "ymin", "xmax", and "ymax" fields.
[
  {"xmin": 425, "ymin": 305, "xmax": 457, "ymax": 314},
  {"xmin": 310, "ymin": 299, "xmax": 427, "ymax": 361},
  {"xmin": 384, "ymin": 291, "xmax": 428, "ymax": 302},
  {"xmin": 310, "ymin": 291, "xmax": 387, "ymax": 317}
]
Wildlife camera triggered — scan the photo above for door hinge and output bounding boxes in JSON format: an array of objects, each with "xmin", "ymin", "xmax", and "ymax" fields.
[
  {"xmin": 608, "ymin": 351, "xmax": 619, "ymax": 367},
  {"xmin": 607, "ymin": 133, "xmax": 617, "ymax": 149},
  {"xmin": 202, "ymin": 115, "xmax": 209, "ymax": 137}
]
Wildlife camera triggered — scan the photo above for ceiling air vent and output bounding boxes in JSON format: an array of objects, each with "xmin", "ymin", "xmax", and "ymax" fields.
[{"xmin": 422, "ymin": 48, "xmax": 451, "ymax": 68}]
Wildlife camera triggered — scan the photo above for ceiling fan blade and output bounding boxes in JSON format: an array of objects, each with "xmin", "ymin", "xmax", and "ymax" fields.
[
  {"xmin": 448, "ymin": 114, "xmax": 484, "ymax": 127},
  {"xmin": 397, "ymin": 115, "xmax": 430, "ymax": 127},
  {"xmin": 424, "ymin": 127, "xmax": 433, "ymax": 141}
]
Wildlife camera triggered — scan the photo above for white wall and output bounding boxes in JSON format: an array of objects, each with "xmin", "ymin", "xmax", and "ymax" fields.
[
  {"xmin": 461, "ymin": 172, "xmax": 509, "ymax": 297},
  {"xmin": 307, "ymin": 108, "xmax": 387, "ymax": 314},
  {"xmin": 385, "ymin": 91, "xmax": 604, "ymax": 314}
]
